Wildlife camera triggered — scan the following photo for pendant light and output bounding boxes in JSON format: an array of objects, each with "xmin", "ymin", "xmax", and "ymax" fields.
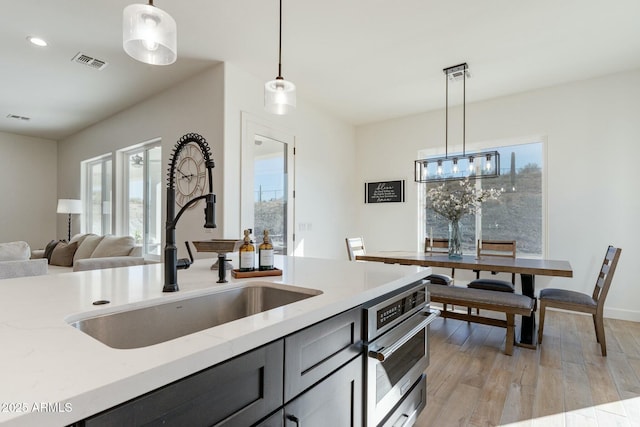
[
  {"xmin": 414, "ymin": 63, "xmax": 500, "ymax": 182},
  {"xmin": 123, "ymin": 0, "xmax": 177, "ymax": 66},
  {"xmin": 265, "ymin": 0, "xmax": 296, "ymax": 114}
]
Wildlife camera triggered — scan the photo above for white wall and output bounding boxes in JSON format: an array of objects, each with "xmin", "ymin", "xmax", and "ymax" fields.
[
  {"xmin": 355, "ymin": 69, "xmax": 640, "ymax": 321},
  {"xmin": 57, "ymin": 65, "xmax": 225, "ymax": 259},
  {"xmin": 222, "ymin": 63, "xmax": 358, "ymax": 259},
  {"xmin": 55, "ymin": 62, "xmax": 358, "ymax": 262},
  {"xmin": 0, "ymin": 131, "xmax": 57, "ymax": 248}
]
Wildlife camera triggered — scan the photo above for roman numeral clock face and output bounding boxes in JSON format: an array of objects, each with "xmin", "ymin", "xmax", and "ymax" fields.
[{"xmin": 175, "ymin": 143, "xmax": 207, "ymax": 208}]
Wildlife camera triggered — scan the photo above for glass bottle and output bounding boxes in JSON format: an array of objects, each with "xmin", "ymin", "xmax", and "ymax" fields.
[
  {"xmin": 258, "ymin": 229, "xmax": 275, "ymax": 271},
  {"xmin": 238, "ymin": 229, "xmax": 255, "ymax": 271}
]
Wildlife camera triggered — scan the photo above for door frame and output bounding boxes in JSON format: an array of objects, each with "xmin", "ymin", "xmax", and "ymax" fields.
[{"xmin": 240, "ymin": 112, "xmax": 296, "ymax": 255}]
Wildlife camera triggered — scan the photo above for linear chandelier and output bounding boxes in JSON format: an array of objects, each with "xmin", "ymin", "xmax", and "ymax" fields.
[{"xmin": 414, "ymin": 63, "xmax": 500, "ymax": 183}]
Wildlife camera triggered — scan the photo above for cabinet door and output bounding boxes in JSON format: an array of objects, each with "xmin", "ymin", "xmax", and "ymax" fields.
[
  {"xmin": 255, "ymin": 409, "xmax": 284, "ymax": 427},
  {"xmin": 84, "ymin": 340, "xmax": 283, "ymax": 427},
  {"xmin": 284, "ymin": 355, "xmax": 363, "ymax": 427},
  {"xmin": 284, "ymin": 307, "xmax": 362, "ymax": 401}
]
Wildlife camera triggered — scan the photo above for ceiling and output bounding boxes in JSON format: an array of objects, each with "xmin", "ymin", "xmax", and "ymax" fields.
[{"xmin": 2, "ymin": 0, "xmax": 639, "ymax": 140}]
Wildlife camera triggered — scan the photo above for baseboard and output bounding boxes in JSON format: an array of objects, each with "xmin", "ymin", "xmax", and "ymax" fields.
[
  {"xmin": 432, "ymin": 303, "xmax": 640, "ymax": 323},
  {"xmin": 546, "ymin": 307, "xmax": 640, "ymax": 323},
  {"xmin": 604, "ymin": 307, "xmax": 640, "ymax": 322}
]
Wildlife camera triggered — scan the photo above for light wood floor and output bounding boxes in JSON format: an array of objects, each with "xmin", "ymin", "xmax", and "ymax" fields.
[{"xmin": 415, "ymin": 309, "xmax": 640, "ymax": 427}]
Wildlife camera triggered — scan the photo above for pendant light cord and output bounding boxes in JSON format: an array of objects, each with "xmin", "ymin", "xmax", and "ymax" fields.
[
  {"xmin": 463, "ymin": 69, "xmax": 466, "ymax": 156},
  {"xmin": 278, "ymin": 0, "xmax": 283, "ymax": 78},
  {"xmin": 444, "ymin": 66, "xmax": 468, "ymax": 158},
  {"xmin": 445, "ymin": 70, "xmax": 448, "ymax": 158}
]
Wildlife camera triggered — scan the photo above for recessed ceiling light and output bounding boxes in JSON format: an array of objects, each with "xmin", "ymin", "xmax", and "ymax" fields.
[{"xmin": 27, "ymin": 36, "xmax": 48, "ymax": 47}]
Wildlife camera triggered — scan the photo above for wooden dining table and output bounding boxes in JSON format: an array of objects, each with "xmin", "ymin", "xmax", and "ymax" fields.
[{"xmin": 356, "ymin": 251, "xmax": 573, "ymax": 346}]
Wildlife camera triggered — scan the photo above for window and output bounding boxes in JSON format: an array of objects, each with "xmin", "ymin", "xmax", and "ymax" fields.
[
  {"xmin": 81, "ymin": 142, "xmax": 162, "ymax": 260},
  {"xmin": 123, "ymin": 142, "xmax": 162, "ymax": 259},
  {"xmin": 420, "ymin": 140, "xmax": 544, "ymax": 257},
  {"xmin": 83, "ymin": 155, "xmax": 112, "ymax": 235}
]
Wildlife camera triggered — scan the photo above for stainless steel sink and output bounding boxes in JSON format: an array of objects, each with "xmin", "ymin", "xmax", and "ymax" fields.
[{"xmin": 68, "ymin": 282, "xmax": 322, "ymax": 349}]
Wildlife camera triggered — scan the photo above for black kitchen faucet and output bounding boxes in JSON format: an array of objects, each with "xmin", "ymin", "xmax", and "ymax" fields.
[{"xmin": 163, "ymin": 133, "xmax": 216, "ymax": 292}]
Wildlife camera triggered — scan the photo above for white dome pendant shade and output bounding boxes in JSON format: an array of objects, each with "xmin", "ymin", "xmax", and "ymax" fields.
[
  {"xmin": 264, "ymin": 0, "xmax": 296, "ymax": 115},
  {"xmin": 265, "ymin": 77, "xmax": 296, "ymax": 115},
  {"xmin": 123, "ymin": 2, "xmax": 177, "ymax": 66}
]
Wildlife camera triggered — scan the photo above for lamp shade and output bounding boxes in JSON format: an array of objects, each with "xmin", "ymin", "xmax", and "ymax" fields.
[
  {"xmin": 123, "ymin": 3, "xmax": 177, "ymax": 66},
  {"xmin": 264, "ymin": 77, "xmax": 296, "ymax": 115},
  {"xmin": 57, "ymin": 199, "xmax": 83, "ymax": 215}
]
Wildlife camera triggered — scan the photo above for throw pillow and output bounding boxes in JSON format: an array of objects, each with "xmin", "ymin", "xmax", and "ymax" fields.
[
  {"xmin": 73, "ymin": 234, "xmax": 103, "ymax": 263},
  {"xmin": 43, "ymin": 240, "xmax": 61, "ymax": 263},
  {"xmin": 0, "ymin": 241, "xmax": 31, "ymax": 261},
  {"xmin": 91, "ymin": 235, "xmax": 136, "ymax": 258},
  {"xmin": 70, "ymin": 233, "xmax": 90, "ymax": 246},
  {"xmin": 50, "ymin": 241, "xmax": 79, "ymax": 267}
]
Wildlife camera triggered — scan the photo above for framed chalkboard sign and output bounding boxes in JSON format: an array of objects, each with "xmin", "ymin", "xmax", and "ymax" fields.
[{"xmin": 365, "ymin": 180, "xmax": 405, "ymax": 203}]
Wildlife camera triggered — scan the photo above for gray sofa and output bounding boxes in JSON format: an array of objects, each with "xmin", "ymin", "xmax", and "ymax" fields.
[
  {"xmin": 0, "ymin": 241, "xmax": 48, "ymax": 279},
  {"xmin": 0, "ymin": 235, "xmax": 147, "ymax": 280},
  {"xmin": 36, "ymin": 233, "xmax": 146, "ymax": 273}
]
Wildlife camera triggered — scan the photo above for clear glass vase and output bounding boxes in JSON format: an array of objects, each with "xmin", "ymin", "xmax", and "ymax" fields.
[{"xmin": 448, "ymin": 220, "xmax": 463, "ymax": 259}]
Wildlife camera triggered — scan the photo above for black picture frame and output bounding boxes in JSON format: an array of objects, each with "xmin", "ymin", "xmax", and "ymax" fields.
[{"xmin": 365, "ymin": 180, "xmax": 405, "ymax": 204}]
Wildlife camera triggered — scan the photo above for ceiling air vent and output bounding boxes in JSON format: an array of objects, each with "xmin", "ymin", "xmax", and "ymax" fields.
[
  {"xmin": 71, "ymin": 52, "xmax": 108, "ymax": 71},
  {"xmin": 6, "ymin": 114, "xmax": 31, "ymax": 121}
]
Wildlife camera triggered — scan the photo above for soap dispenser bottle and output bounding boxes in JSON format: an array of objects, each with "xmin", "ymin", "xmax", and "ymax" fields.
[
  {"xmin": 238, "ymin": 229, "xmax": 255, "ymax": 271},
  {"xmin": 258, "ymin": 229, "xmax": 274, "ymax": 271}
]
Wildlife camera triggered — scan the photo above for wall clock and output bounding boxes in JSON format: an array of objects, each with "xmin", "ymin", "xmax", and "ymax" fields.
[{"xmin": 176, "ymin": 142, "xmax": 207, "ymax": 208}]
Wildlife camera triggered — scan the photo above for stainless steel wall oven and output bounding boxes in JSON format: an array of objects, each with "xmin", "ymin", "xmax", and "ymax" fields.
[{"xmin": 363, "ymin": 281, "xmax": 439, "ymax": 427}]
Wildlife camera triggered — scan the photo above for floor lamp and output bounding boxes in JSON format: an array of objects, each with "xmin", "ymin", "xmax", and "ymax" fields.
[{"xmin": 57, "ymin": 199, "xmax": 82, "ymax": 241}]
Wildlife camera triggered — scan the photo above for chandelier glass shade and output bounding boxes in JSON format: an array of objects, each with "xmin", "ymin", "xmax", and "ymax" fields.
[
  {"xmin": 123, "ymin": 1, "xmax": 177, "ymax": 66},
  {"xmin": 414, "ymin": 150, "xmax": 500, "ymax": 182},
  {"xmin": 414, "ymin": 63, "xmax": 500, "ymax": 183}
]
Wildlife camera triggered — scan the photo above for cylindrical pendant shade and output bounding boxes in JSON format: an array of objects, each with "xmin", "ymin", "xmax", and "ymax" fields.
[
  {"xmin": 264, "ymin": 77, "xmax": 296, "ymax": 115},
  {"xmin": 123, "ymin": 3, "xmax": 177, "ymax": 66}
]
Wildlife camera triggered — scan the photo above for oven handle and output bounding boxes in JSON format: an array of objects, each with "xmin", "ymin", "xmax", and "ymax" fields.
[{"xmin": 368, "ymin": 309, "xmax": 440, "ymax": 362}]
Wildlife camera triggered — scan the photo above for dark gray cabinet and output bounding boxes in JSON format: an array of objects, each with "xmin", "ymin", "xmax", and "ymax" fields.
[
  {"xmin": 283, "ymin": 355, "xmax": 363, "ymax": 426},
  {"xmin": 255, "ymin": 409, "xmax": 284, "ymax": 427},
  {"xmin": 82, "ymin": 340, "xmax": 284, "ymax": 427},
  {"xmin": 75, "ymin": 307, "xmax": 365, "ymax": 427},
  {"xmin": 284, "ymin": 307, "xmax": 362, "ymax": 401}
]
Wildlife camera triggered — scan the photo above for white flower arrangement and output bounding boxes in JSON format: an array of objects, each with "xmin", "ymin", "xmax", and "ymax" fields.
[{"xmin": 426, "ymin": 178, "xmax": 502, "ymax": 222}]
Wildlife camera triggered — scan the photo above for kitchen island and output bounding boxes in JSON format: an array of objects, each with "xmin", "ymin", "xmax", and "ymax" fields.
[{"xmin": 0, "ymin": 255, "xmax": 430, "ymax": 426}]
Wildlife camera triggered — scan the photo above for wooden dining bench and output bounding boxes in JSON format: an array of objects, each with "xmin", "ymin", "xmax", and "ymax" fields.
[{"xmin": 426, "ymin": 284, "xmax": 535, "ymax": 355}]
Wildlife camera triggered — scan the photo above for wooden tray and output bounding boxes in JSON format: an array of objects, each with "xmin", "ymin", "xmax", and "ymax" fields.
[
  {"xmin": 192, "ymin": 239, "xmax": 243, "ymax": 253},
  {"xmin": 231, "ymin": 268, "xmax": 283, "ymax": 278}
]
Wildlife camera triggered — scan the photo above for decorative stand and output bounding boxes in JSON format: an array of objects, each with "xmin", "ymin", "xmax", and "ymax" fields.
[{"xmin": 192, "ymin": 239, "xmax": 243, "ymax": 283}]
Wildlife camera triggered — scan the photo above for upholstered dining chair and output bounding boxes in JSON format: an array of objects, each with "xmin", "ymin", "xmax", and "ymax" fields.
[
  {"xmin": 467, "ymin": 240, "xmax": 517, "ymax": 314},
  {"xmin": 345, "ymin": 237, "xmax": 366, "ymax": 261},
  {"xmin": 538, "ymin": 245, "xmax": 621, "ymax": 356}
]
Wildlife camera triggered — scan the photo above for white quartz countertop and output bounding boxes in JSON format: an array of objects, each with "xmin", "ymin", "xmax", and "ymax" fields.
[{"xmin": 0, "ymin": 255, "xmax": 430, "ymax": 426}]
